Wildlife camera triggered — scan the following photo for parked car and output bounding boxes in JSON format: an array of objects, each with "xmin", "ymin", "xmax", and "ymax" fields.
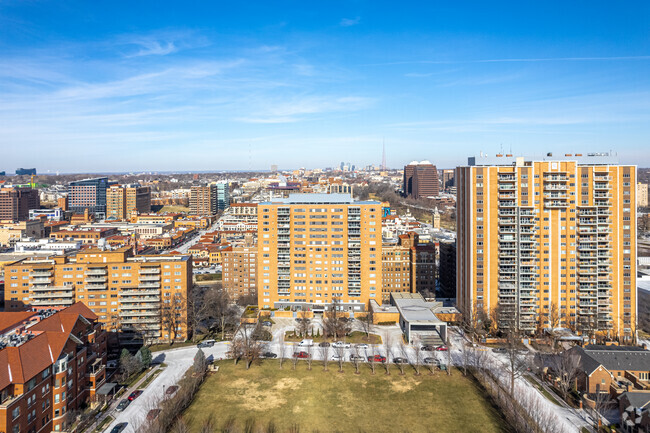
[
  {"xmin": 367, "ymin": 355, "xmax": 386, "ymax": 363},
  {"xmin": 435, "ymin": 345, "xmax": 448, "ymax": 352},
  {"xmin": 393, "ymin": 357, "xmax": 408, "ymax": 364},
  {"xmin": 332, "ymin": 341, "xmax": 351, "ymax": 348},
  {"xmin": 110, "ymin": 423, "xmax": 128, "ymax": 433},
  {"xmin": 261, "ymin": 351, "xmax": 277, "ymax": 358},
  {"xmin": 492, "ymin": 347, "xmax": 507, "ymax": 353},
  {"xmin": 115, "ymin": 399, "xmax": 130, "ymax": 412},
  {"xmin": 261, "ymin": 321, "xmax": 272, "ymax": 327},
  {"xmin": 356, "ymin": 343, "xmax": 369, "ymax": 350},
  {"xmin": 332, "ymin": 353, "xmax": 344, "ymax": 361},
  {"xmin": 423, "ymin": 357, "xmax": 439, "ymax": 365},
  {"xmin": 106, "ymin": 360, "xmax": 118, "ymax": 369},
  {"xmin": 298, "ymin": 339, "xmax": 313, "ymax": 347},
  {"xmin": 165, "ymin": 385, "xmax": 179, "ymax": 396},
  {"xmin": 146, "ymin": 409, "xmax": 161, "ymax": 421},
  {"xmin": 349, "ymin": 354, "xmax": 364, "ymax": 361},
  {"xmin": 421, "ymin": 345, "xmax": 434, "ymax": 351},
  {"xmin": 127, "ymin": 390, "xmax": 142, "ymax": 401},
  {"xmin": 318, "ymin": 342, "xmax": 330, "ymax": 347},
  {"xmin": 293, "ymin": 351, "xmax": 310, "ymax": 359}
]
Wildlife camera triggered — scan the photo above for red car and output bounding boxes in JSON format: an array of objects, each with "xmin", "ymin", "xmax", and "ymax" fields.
[
  {"xmin": 367, "ymin": 355, "xmax": 386, "ymax": 363},
  {"xmin": 292, "ymin": 351, "xmax": 310, "ymax": 359},
  {"xmin": 436, "ymin": 346, "xmax": 448, "ymax": 352},
  {"xmin": 127, "ymin": 390, "xmax": 142, "ymax": 401}
]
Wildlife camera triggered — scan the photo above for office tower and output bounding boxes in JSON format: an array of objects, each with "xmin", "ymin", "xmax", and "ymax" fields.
[
  {"xmin": 107, "ymin": 184, "xmax": 151, "ymax": 220},
  {"xmin": 637, "ymin": 182, "xmax": 648, "ymax": 207},
  {"xmin": 0, "ymin": 303, "xmax": 107, "ymax": 433},
  {"xmin": 403, "ymin": 161, "xmax": 440, "ymax": 199},
  {"xmin": 216, "ymin": 181, "xmax": 230, "ymax": 212},
  {"xmin": 4, "ymin": 247, "xmax": 191, "ymax": 343},
  {"xmin": 68, "ymin": 177, "xmax": 109, "ymax": 219},
  {"xmin": 222, "ymin": 245, "xmax": 258, "ymax": 301},
  {"xmin": 190, "ymin": 185, "xmax": 215, "ymax": 215},
  {"xmin": 0, "ymin": 186, "xmax": 40, "ymax": 221},
  {"xmin": 257, "ymin": 193, "xmax": 382, "ymax": 312},
  {"xmin": 456, "ymin": 153, "xmax": 636, "ymax": 341},
  {"xmin": 15, "ymin": 168, "xmax": 36, "ymax": 176}
]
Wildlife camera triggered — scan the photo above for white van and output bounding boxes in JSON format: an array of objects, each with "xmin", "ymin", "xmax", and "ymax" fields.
[{"xmin": 298, "ymin": 339, "xmax": 313, "ymax": 347}]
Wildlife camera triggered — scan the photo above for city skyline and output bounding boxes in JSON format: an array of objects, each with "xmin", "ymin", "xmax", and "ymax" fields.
[{"xmin": 2, "ymin": 1, "xmax": 650, "ymax": 171}]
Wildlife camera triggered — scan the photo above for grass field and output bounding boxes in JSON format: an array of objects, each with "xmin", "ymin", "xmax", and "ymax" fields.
[
  {"xmin": 183, "ymin": 360, "xmax": 511, "ymax": 433},
  {"xmin": 284, "ymin": 331, "xmax": 382, "ymax": 345}
]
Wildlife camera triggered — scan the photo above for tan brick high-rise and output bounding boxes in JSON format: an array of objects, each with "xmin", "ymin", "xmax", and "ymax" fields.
[
  {"xmin": 457, "ymin": 154, "xmax": 636, "ymax": 341},
  {"xmin": 4, "ymin": 247, "xmax": 191, "ymax": 343},
  {"xmin": 257, "ymin": 194, "xmax": 382, "ymax": 313}
]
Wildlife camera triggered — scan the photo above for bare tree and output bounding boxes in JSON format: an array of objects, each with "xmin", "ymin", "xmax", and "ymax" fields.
[
  {"xmin": 335, "ymin": 346, "xmax": 345, "ymax": 372},
  {"xmin": 549, "ymin": 350, "xmax": 580, "ymax": 402},
  {"xmin": 352, "ymin": 346, "xmax": 361, "ymax": 374},
  {"xmin": 503, "ymin": 331, "xmax": 528, "ymax": 395},
  {"xmin": 306, "ymin": 343, "xmax": 313, "ymax": 370},
  {"xmin": 204, "ymin": 289, "xmax": 238, "ymax": 341},
  {"xmin": 291, "ymin": 348, "xmax": 299, "ymax": 370},
  {"xmin": 445, "ymin": 341, "xmax": 452, "ymax": 376},
  {"xmin": 459, "ymin": 338, "xmax": 470, "ymax": 376},
  {"xmin": 160, "ymin": 295, "xmax": 185, "ymax": 342},
  {"xmin": 383, "ymin": 332, "xmax": 392, "ymax": 375},
  {"xmin": 412, "ymin": 337, "xmax": 422, "ymax": 376},
  {"xmin": 368, "ymin": 346, "xmax": 377, "ymax": 374},
  {"xmin": 278, "ymin": 333, "xmax": 286, "ymax": 369},
  {"xmin": 296, "ymin": 317, "xmax": 312, "ymax": 338},
  {"xmin": 398, "ymin": 339, "xmax": 408, "ymax": 375},
  {"xmin": 187, "ymin": 285, "xmax": 209, "ymax": 342},
  {"xmin": 320, "ymin": 345, "xmax": 330, "ymax": 371},
  {"xmin": 359, "ymin": 310, "xmax": 374, "ymax": 339}
]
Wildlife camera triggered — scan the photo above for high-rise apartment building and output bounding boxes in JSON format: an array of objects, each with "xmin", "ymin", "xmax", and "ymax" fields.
[
  {"xmin": 222, "ymin": 245, "xmax": 257, "ymax": 301},
  {"xmin": 257, "ymin": 194, "xmax": 382, "ymax": 312},
  {"xmin": 4, "ymin": 247, "xmax": 191, "ymax": 343},
  {"xmin": 107, "ymin": 184, "xmax": 151, "ymax": 220},
  {"xmin": 0, "ymin": 186, "xmax": 40, "ymax": 221},
  {"xmin": 68, "ymin": 177, "xmax": 110, "ymax": 219},
  {"xmin": 457, "ymin": 154, "xmax": 637, "ymax": 341},
  {"xmin": 190, "ymin": 185, "xmax": 215, "ymax": 216},
  {"xmin": 403, "ymin": 161, "xmax": 439, "ymax": 199},
  {"xmin": 637, "ymin": 182, "xmax": 648, "ymax": 208}
]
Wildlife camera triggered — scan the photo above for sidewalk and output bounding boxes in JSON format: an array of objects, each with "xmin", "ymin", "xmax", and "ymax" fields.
[{"xmin": 82, "ymin": 365, "xmax": 162, "ymax": 433}]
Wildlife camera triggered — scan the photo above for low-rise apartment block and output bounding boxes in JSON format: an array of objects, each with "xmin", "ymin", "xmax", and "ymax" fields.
[
  {"xmin": 0, "ymin": 303, "xmax": 107, "ymax": 433},
  {"xmin": 3, "ymin": 247, "xmax": 191, "ymax": 343}
]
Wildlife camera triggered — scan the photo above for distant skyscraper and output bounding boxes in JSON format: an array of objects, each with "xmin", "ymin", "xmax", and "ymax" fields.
[
  {"xmin": 403, "ymin": 161, "xmax": 439, "ymax": 199},
  {"xmin": 0, "ymin": 186, "xmax": 40, "ymax": 221},
  {"xmin": 340, "ymin": 162, "xmax": 345, "ymax": 171},
  {"xmin": 216, "ymin": 181, "xmax": 230, "ymax": 212},
  {"xmin": 68, "ymin": 177, "xmax": 109, "ymax": 219},
  {"xmin": 15, "ymin": 168, "xmax": 36, "ymax": 176}
]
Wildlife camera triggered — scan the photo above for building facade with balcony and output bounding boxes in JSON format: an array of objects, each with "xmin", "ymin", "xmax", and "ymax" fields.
[
  {"xmin": 257, "ymin": 193, "xmax": 382, "ymax": 312},
  {"xmin": 0, "ymin": 303, "xmax": 107, "ymax": 433},
  {"xmin": 456, "ymin": 153, "xmax": 637, "ymax": 341},
  {"xmin": 3, "ymin": 247, "xmax": 191, "ymax": 343}
]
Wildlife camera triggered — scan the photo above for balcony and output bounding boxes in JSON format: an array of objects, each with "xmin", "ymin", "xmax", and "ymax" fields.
[
  {"xmin": 499, "ymin": 228, "xmax": 516, "ymax": 234},
  {"xmin": 545, "ymin": 200, "xmax": 570, "ymax": 208},
  {"xmin": 120, "ymin": 297, "xmax": 160, "ymax": 304},
  {"xmin": 31, "ymin": 277, "xmax": 53, "ymax": 284},
  {"xmin": 121, "ymin": 310, "xmax": 158, "ymax": 317},
  {"xmin": 86, "ymin": 283, "xmax": 107, "ymax": 290},
  {"xmin": 499, "ymin": 201, "xmax": 517, "ymax": 208},
  {"xmin": 499, "ymin": 193, "xmax": 517, "ymax": 200},
  {"xmin": 85, "ymin": 269, "xmax": 107, "ymax": 276},
  {"xmin": 31, "ymin": 290, "xmax": 73, "ymax": 299},
  {"xmin": 498, "ymin": 175, "xmax": 516, "ymax": 182},
  {"xmin": 593, "ymin": 175, "xmax": 612, "ymax": 181},
  {"xmin": 84, "ymin": 276, "xmax": 107, "ymax": 284},
  {"xmin": 30, "ymin": 269, "xmax": 53, "ymax": 277},
  {"xmin": 593, "ymin": 183, "xmax": 611, "ymax": 190},
  {"xmin": 121, "ymin": 289, "xmax": 160, "ymax": 297},
  {"xmin": 498, "ymin": 218, "xmax": 516, "ymax": 224},
  {"xmin": 121, "ymin": 318, "xmax": 159, "ymax": 325},
  {"xmin": 138, "ymin": 275, "xmax": 160, "ymax": 282},
  {"xmin": 31, "ymin": 298, "xmax": 74, "ymax": 306},
  {"xmin": 498, "ymin": 184, "xmax": 516, "ymax": 190},
  {"xmin": 543, "ymin": 174, "xmax": 569, "ymax": 181},
  {"xmin": 138, "ymin": 282, "xmax": 160, "ymax": 289},
  {"xmin": 543, "ymin": 192, "xmax": 568, "ymax": 199},
  {"xmin": 498, "ymin": 210, "xmax": 516, "ymax": 216},
  {"xmin": 139, "ymin": 267, "xmax": 160, "ymax": 275},
  {"xmin": 519, "ymin": 218, "xmax": 535, "ymax": 225},
  {"xmin": 544, "ymin": 184, "xmax": 568, "ymax": 191}
]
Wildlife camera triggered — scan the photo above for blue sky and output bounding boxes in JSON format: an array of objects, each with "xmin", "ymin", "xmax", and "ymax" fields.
[{"xmin": 1, "ymin": 1, "xmax": 649, "ymax": 172}]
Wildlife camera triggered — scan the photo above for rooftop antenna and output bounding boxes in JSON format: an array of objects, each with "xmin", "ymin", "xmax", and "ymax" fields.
[{"xmin": 381, "ymin": 138, "xmax": 387, "ymax": 170}]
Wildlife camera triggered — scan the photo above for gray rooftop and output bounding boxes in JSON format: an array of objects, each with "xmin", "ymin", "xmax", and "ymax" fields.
[
  {"xmin": 575, "ymin": 345, "xmax": 650, "ymax": 374},
  {"xmin": 621, "ymin": 392, "xmax": 650, "ymax": 410},
  {"xmin": 392, "ymin": 293, "xmax": 444, "ymax": 324}
]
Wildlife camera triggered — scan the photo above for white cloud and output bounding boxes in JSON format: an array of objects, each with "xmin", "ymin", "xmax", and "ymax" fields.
[{"xmin": 340, "ymin": 17, "xmax": 361, "ymax": 27}]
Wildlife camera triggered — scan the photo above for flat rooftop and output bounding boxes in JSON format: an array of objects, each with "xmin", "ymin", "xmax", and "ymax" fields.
[
  {"xmin": 467, "ymin": 152, "xmax": 621, "ymax": 167},
  {"xmin": 392, "ymin": 293, "xmax": 444, "ymax": 324},
  {"xmin": 261, "ymin": 193, "xmax": 380, "ymax": 205}
]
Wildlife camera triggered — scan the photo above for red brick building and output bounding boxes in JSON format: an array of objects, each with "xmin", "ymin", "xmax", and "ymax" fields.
[{"xmin": 0, "ymin": 303, "xmax": 107, "ymax": 433}]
